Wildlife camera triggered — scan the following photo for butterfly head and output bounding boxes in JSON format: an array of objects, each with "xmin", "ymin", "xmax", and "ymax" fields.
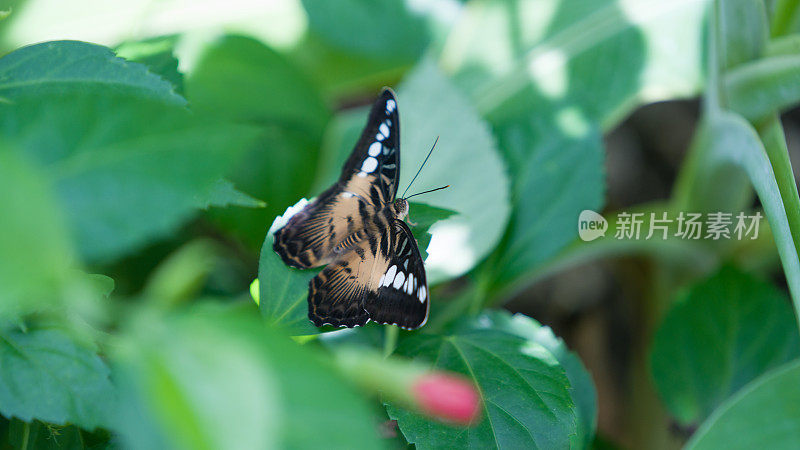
[{"xmin": 392, "ymin": 198, "xmax": 409, "ymax": 220}]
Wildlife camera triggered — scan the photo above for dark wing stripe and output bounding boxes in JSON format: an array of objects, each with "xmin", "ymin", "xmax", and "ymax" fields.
[{"xmin": 364, "ymin": 220, "xmax": 428, "ymax": 330}]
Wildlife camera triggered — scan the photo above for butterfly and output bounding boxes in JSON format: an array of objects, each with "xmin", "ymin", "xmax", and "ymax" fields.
[{"xmin": 272, "ymin": 88, "xmax": 439, "ymax": 330}]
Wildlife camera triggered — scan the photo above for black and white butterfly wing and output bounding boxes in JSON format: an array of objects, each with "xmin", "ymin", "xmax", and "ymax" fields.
[
  {"xmin": 338, "ymin": 88, "xmax": 400, "ymax": 204},
  {"xmin": 273, "ymin": 88, "xmax": 400, "ymax": 269},
  {"xmin": 365, "ymin": 220, "xmax": 429, "ymax": 330}
]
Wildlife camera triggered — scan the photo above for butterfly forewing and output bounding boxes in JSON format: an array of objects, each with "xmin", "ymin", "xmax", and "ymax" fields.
[
  {"xmin": 273, "ymin": 89, "xmax": 400, "ymax": 269},
  {"xmin": 339, "ymin": 89, "xmax": 400, "ymax": 204},
  {"xmin": 365, "ymin": 220, "xmax": 429, "ymax": 330}
]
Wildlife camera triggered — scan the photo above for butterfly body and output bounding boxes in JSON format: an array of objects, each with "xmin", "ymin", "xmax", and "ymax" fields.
[{"xmin": 272, "ymin": 89, "xmax": 429, "ymax": 330}]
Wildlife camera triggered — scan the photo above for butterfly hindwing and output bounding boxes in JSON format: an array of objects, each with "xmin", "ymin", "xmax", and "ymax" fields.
[
  {"xmin": 307, "ymin": 223, "xmax": 391, "ymax": 327},
  {"xmin": 272, "ymin": 88, "xmax": 400, "ymax": 269},
  {"xmin": 365, "ymin": 219, "xmax": 429, "ymax": 330}
]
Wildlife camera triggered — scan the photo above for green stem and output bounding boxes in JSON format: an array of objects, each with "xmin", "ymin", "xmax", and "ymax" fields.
[
  {"xmin": 383, "ymin": 325, "xmax": 399, "ymax": 358},
  {"xmin": 21, "ymin": 422, "xmax": 30, "ymax": 450},
  {"xmin": 756, "ymin": 116, "xmax": 800, "ymax": 259}
]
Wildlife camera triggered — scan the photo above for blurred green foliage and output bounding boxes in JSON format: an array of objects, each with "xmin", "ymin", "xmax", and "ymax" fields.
[{"xmin": 0, "ymin": 0, "xmax": 800, "ymax": 449}]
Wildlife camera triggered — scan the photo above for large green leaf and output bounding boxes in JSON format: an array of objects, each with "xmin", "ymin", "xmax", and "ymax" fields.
[
  {"xmin": 187, "ymin": 35, "xmax": 329, "ymax": 249},
  {"xmin": 386, "ymin": 322, "xmax": 577, "ymax": 449},
  {"xmin": 463, "ymin": 311, "xmax": 596, "ymax": 449},
  {"xmin": 725, "ymin": 55, "xmax": 800, "ymax": 121},
  {"xmin": 0, "ymin": 325, "xmax": 115, "ymax": 431},
  {"xmin": 650, "ymin": 266, "xmax": 800, "ymax": 425},
  {"xmin": 0, "ymin": 40, "xmax": 184, "ymax": 104},
  {"xmin": 0, "ymin": 150, "xmax": 74, "ymax": 319},
  {"xmin": 113, "ymin": 308, "xmax": 383, "ymax": 450},
  {"xmin": 116, "ymin": 35, "xmax": 185, "ymax": 95},
  {"xmin": 300, "ymin": 0, "xmax": 431, "ymax": 61},
  {"xmin": 258, "ymin": 207, "xmax": 319, "ymax": 336},
  {"xmin": 187, "ymin": 35, "xmax": 330, "ymax": 133},
  {"xmin": 0, "ymin": 93, "xmax": 258, "ymax": 263},
  {"xmin": 687, "ymin": 360, "xmax": 800, "ymax": 449},
  {"xmin": 440, "ymin": 0, "xmax": 707, "ymax": 125},
  {"xmin": 489, "ymin": 114, "xmax": 605, "ymax": 293}
]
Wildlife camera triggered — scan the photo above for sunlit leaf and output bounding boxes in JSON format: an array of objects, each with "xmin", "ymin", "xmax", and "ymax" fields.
[
  {"xmin": 464, "ymin": 310, "xmax": 596, "ymax": 449},
  {"xmin": 113, "ymin": 308, "xmax": 383, "ymax": 449},
  {"xmin": 0, "ymin": 40, "xmax": 184, "ymax": 104},
  {"xmin": 387, "ymin": 316, "xmax": 577, "ymax": 449},
  {"xmin": 0, "ymin": 150, "xmax": 74, "ymax": 319}
]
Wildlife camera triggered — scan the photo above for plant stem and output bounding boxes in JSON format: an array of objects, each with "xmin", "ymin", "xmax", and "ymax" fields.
[
  {"xmin": 383, "ymin": 325, "xmax": 399, "ymax": 358},
  {"xmin": 756, "ymin": 117, "xmax": 800, "ymax": 259},
  {"xmin": 21, "ymin": 422, "xmax": 30, "ymax": 450}
]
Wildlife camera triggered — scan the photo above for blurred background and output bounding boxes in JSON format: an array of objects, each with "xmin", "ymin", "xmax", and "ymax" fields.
[{"xmin": 2, "ymin": 0, "xmax": 799, "ymax": 448}]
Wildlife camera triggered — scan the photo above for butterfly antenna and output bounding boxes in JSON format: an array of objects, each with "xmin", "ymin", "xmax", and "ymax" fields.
[
  {"xmin": 401, "ymin": 136, "xmax": 439, "ymax": 199},
  {"xmin": 405, "ymin": 185, "xmax": 450, "ymax": 200}
]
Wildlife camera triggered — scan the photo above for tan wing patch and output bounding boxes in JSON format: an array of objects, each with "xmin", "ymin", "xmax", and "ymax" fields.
[
  {"xmin": 307, "ymin": 233, "xmax": 391, "ymax": 327},
  {"xmin": 273, "ymin": 186, "xmax": 376, "ymax": 269}
]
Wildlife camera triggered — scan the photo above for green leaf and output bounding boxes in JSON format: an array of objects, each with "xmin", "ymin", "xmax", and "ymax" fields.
[
  {"xmin": 717, "ymin": 0, "xmax": 767, "ymax": 69},
  {"xmin": 0, "ymin": 40, "xmax": 184, "ymax": 105},
  {"xmin": 408, "ymin": 202, "xmax": 458, "ymax": 260},
  {"xmin": 187, "ymin": 35, "xmax": 329, "ymax": 249},
  {"xmin": 398, "ymin": 61, "xmax": 510, "ymax": 282},
  {"xmin": 651, "ymin": 266, "xmax": 800, "ymax": 425},
  {"xmin": 116, "ymin": 35, "xmax": 185, "ymax": 95},
  {"xmin": 187, "ymin": 35, "xmax": 330, "ymax": 133},
  {"xmin": 696, "ymin": 112, "xmax": 800, "ymax": 314},
  {"xmin": 387, "ymin": 321, "xmax": 577, "ymax": 449},
  {"xmin": 0, "ymin": 93, "xmax": 258, "ymax": 263},
  {"xmin": 687, "ymin": 360, "xmax": 800, "ymax": 449},
  {"xmin": 0, "ymin": 150, "xmax": 74, "ymax": 319},
  {"xmin": 258, "ymin": 206, "xmax": 319, "ymax": 335},
  {"xmin": 300, "ymin": 0, "xmax": 431, "ymax": 61},
  {"xmin": 195, "ymin": 179, "xmax": 265, "ymax": 210},
  {"xmin": 8, "ymin": 420, "xmax": 87, "ymax": 450},
  {"xmin": 490, "ymin": 115, "xmax": 605, "ymax": 293},
  {"xmin": 724, "ymin": 55, "xmax": 800, "ymax": 121},
  {"xmin": 0, "ymin": 325, "xmax": 115, "ymax": 430},
  {"xmin": 113, "ymin": 308, "xmax": 383, "ymax": 450},
  {"xmin": 464, "ymin": 311, "xmax": 596, "ymax": 449},
  {"xmin": 441, "ymin": 0, "xmax": 707, "ymax": 126}
]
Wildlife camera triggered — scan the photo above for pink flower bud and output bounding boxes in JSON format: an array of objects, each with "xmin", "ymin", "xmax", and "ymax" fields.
[{"xmin": 412, "ymin": 373, "xmax": 481, "ymax": 425}]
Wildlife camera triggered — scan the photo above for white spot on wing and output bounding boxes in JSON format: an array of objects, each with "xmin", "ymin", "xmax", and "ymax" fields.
[
  {"xmin": 393, "ymin": 271, "xmax": 405, "ymax": 289},
  {"xmin": 379, "ymin": 123, "xmax": 390, "ymax": 138},
  {"xmin": 384, "ymin": 265, "xmax": 397, "ymax": 287},
  {"xmin": 368, "ymin": 142, "xmax": 382, "ymax": 156},
  {"xmin": 418, "ymin": 286, "xmax": 426, "ymax": 303},
  {"xmin": 357, "ymin": 171, "xmax": 367, "ymax": 177},
  {"xmin": 386, "ymin": 99, "xmax": 396, "ymax": 113},
  {"xmin": 341, "ymin": 192, "xmax": 354, "ymax": 198},
  {"xmin": 376, "ymin": 132, "xmax": 385, "ymax": 141},
  {"xmin": 406, "ymin": 274, "xmax": 414, "ymax": 294},
  {"xmin": 361, "ymin": 157, "xmax": 378, "ymax": 173},
  {"xmin": 378, "ymin": 274, "xmax": 385, "ymax": 286}
]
